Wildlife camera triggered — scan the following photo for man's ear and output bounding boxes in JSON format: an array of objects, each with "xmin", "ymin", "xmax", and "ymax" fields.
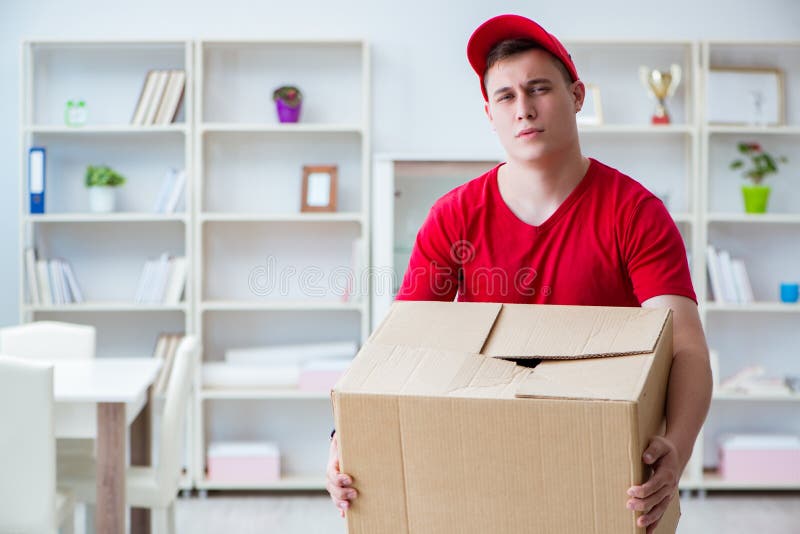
[
  {"xmin": 572, "ymin": 80, "xmax": 586, "ymax": 113},
  {"xmin": 484, "ymin": 102, "xmax": 495, "ymax": 131}
]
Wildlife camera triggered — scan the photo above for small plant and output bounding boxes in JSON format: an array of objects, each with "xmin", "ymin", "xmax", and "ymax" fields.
[
  {"xmin": 85, "ymin": 165, "xmax": 126, "ymax": 187},
  {"xmin": 730, "ymin": 142, "xmax": 788, "ymax": 185},
  {"xmin": 272, "ymin": 85, "xmax": 302, "ymax": 108}
]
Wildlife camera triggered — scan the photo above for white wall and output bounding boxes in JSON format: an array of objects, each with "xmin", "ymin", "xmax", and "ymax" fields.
[{"xmin": 1, "ymin": 0, "xmax": 798, "ymax": 326}]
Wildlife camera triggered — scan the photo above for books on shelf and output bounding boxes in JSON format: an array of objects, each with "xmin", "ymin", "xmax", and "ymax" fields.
[
  {"xmin": 152, "ymin": 168, "xmax": 187, "ymax": 213},
  {"xmin": 152, "ymin": 332, "xmax": 184, "ymax": 396},
  {"xmin": 134, "ymin": 253, "xmax": 187, "ymax": 304},
  {"xmin": 25, "ymin": 248, "xmax": 84, "ymax": 306},
  {"xmin": 131, "ymin": 69, "xmax": 186, "ymax": 126},
  {"xmin": 706, "ymin": 245, "xmax": 754, "ymax": 304}
]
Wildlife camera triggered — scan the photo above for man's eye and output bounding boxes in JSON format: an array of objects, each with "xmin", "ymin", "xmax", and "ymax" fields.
[
  {"xmin": 498, "ymin": 94, "xmax": 512, "ymax": 102},
  {"xmin": 531, "ymin": 87, "xmax": 549, "ymax": 94}
]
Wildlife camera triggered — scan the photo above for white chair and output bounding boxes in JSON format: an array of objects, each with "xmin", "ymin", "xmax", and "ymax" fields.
[
  {"xmin": 59, "ymin": 336, "xmax": 199, "ymax": 534},
  {"xmin": 0, "ymin": 321, "xmax": 95, "ymax": 362},
  {"xmin": 0, "ymin": 355, "xmax": 75, "ymax": 534},
  {"xmin": 0, "ymin": 321, "xmax": 97, "ymax": 458}
]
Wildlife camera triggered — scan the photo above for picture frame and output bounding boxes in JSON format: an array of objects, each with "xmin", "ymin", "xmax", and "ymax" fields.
[
  {"xmin": 576, "ymin": 84, "xmax": 603, "ymax": 126},
  {"xmin": 301, "ymin": 165, "xmax": 338, "ymax": 212},
  {"xmin": 706, "ymin": 67, "xmax": 785, "ymax": 126}
]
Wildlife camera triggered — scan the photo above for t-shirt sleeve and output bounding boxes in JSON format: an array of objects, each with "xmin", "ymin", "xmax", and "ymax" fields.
[
  {"xmin": 622, "ymin": 197, "xmax": 697, "ymax": 304},
  {"xmin": 395, "ymin": 198, "xmax": 460, "ymax": 302}
]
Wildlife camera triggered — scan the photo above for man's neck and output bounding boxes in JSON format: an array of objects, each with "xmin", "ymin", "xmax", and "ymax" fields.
[{"xmin": 497, "ymin": 148, "xmax": 591, "ymax": 226}]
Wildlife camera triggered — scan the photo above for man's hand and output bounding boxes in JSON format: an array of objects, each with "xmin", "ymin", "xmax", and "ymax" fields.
[
  {"xmin": 326, "ymin": 433, "xmax": 358, "ymax": 518},
  {"xmin": 626, "ymin": 435, "xmax": 681, "ymax": 533}
]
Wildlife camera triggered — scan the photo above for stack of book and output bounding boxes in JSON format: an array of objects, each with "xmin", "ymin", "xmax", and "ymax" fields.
[
  {"xmin": 24, "ymin": 248, "xmax": 84, "ymax": 306},
  {"xmin": 134, "ymin": 253, "xmax": 188, "ymax": 304},
  {"xmin": 152, "ymin": 332, "xmax": 185, "ymax": 395},
  {"xmin": 706, "ymin": 245, "xmax": 754, "ymax": 304},
  {"xmin": 152, "ymin": 168, "xmax": 187, "ymax": 213},
  {"xmin": 131, "ymin": 69, "xmax": 186, "ymax": 126}
]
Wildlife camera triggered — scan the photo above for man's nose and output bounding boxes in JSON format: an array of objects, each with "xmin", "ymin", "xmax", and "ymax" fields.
[{"xmin": 516, "ymin": 94, "xmax": 536, "ymax": 120}]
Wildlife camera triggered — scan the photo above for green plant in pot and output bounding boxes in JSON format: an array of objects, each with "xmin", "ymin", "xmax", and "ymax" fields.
[
  {"xmin": 730, "ymin": 142, "xmax": 788, "ymax": 214},
  {"xmin": 85, "ymin": 165, "xmax": 126, "ymax": 213}
]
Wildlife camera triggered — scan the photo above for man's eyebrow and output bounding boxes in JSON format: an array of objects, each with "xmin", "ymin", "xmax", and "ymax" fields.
[{"xmin": 492, "ymin": 78, "xmax": 553, "ymax": 97}]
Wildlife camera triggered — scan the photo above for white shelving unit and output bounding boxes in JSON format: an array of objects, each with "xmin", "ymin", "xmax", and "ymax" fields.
[
  {"xmin": 695, "ymin": 40, "xmax": 800, "ymax": 492},
  {"xmin": 373, "ymin": 40, "xmax": 800, "ymax": 493},
  {"xmin": 19, "ymin": 39, "xmax": 196, "ymax": 489},
  {"xmin": 192, "ymin": 39, "xmax": 371, "ymax": 491}
]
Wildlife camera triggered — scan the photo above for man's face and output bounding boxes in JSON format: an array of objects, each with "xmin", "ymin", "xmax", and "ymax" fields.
[{"xmin": 484, "ymin": 49, "xmax": 584, "ymax": 163}]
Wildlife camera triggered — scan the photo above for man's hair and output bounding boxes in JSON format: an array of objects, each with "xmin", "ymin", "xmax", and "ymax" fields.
[{"xmin": 483, "ymin": 38, "xmax": 573, "ymax": 94}]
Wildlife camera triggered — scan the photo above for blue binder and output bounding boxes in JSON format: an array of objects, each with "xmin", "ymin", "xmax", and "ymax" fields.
[{"xmin": 28, "ymin": 147, "xmax": 46, "ymax": 214}]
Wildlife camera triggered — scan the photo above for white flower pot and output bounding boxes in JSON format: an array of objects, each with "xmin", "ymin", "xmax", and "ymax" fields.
[{"xmin": 89, "ymin": 186, "xmax": 116, "ymax": 213}]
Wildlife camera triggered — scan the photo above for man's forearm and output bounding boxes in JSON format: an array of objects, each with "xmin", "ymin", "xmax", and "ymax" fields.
[{"xmin": 663, "ymin": 345, "xmax": 713, "ymax": 471}]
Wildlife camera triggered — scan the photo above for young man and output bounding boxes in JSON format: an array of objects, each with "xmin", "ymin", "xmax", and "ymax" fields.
[{"xmin": 327, "ymin": 14, "xmax": 712, "ymax": 533}]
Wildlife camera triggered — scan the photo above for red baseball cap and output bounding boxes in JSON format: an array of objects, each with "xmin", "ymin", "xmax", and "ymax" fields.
[{"xmin": 467, "ymin": 14, "xmax": 579, "ymax": 101}]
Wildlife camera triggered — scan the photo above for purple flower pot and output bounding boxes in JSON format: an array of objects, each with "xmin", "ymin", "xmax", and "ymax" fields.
[{"xmin": 276, "ymin": 99, "xmax": 301, "ymax": 123}]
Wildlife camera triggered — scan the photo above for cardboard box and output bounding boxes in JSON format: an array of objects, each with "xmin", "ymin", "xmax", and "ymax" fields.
[
  {"xmin": 332, "ymin": 301, "xmax": 681, "ymax": 534},
  {"xmin": 206, "ymin": 441, "xmax": 280, "ymax": 483},
  {"xmin": 719, "ymin": 434, "xmax": 800, "ymax": 483}
]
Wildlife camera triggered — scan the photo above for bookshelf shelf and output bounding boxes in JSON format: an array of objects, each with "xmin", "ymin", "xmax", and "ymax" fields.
[
  {"xmin": 200, "ymin": 300, "xmax": 365, "ymax": 312},
  {"xmin": 200, "ymin": 123, "xmax": 362, "ymax": 134},
  {"xmin": 199, "ymin": 212, "xmax": 363, "ymax": 223},
  {"xmin": 201, "ymin": 388, "xmax": 330, "ymax": 400},
  {"xmin": 701, "ymin": 471, "xmax": 800, "ymax": 491},
  {"xmin": 25, "ymin": 124, "xmax": 188, "ymax": 134},
  {"xmin": 705, "ymin": 302, "xmax": 800, "ymax": 313},
  {"xmin": 706, "ymin": 213, "xmax": 800, "ymax": 224},
  {"xmin": 26, "ymin": 213, "xmax": 188, "ymax": 223},
  {"xmin": 24, "ymin": 302, "xmax": 189, "ymax": 313},
  {"xmin": 196, "ymin": 475, "xmax": 326, "ymax": 491},
  {"xmin": 712, "ymin": 391, "xmax": 800, "ymax": 402}
]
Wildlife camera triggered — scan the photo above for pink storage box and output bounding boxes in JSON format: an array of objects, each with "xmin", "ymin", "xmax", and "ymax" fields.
[
  {"xmin": 719, "ymin": 434, "xmax": 800, "ymax": 483},
  {"xmin": 299, "ymin": 359, "xmax": 350, "ymax": 392},
  {"xmin": 207, "ymin": 441, "xmax": 280, "ymax": 483}
]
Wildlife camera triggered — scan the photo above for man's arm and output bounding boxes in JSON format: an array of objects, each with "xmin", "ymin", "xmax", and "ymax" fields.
[{"xmin": 627, "ymin": 294, "xmax": 712, "ymax": 532}]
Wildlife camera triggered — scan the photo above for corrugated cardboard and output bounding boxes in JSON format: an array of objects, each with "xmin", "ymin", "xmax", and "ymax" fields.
[{"xmin": 332, "ymin": 302, "xmax": 680, "ymax": 534}]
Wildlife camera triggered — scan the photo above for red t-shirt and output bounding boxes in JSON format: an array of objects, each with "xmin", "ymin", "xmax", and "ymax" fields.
[{"xmin": 396, "ymin": 158, "xmax": 696, "ymax": 306}]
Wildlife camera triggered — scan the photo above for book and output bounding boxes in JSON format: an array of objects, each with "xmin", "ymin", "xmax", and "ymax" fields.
[
  {"xmin": 28, "ymin": 147, "xmax": 45, "ymax": 214},
  {"xmin": 163, "ymin": 169, "xmax": 186, "ymax": 213},
  {"xmin": 143, "ymin": 71, "xmax": 170, "ymax": 126},
  {"xmin": 135, "ymin": 260, "xmax": 155, "ymax": 303},
  {"xmin": 151, "ymin": 253, "xmax": 171, "ymax": 303},
  {"xmin": 706, "ymin": 245, "xmax": 725, "ymax": 303},
  {"xmin": 48, "ymin": 260, "xmax": 63, "ymax": 305},
  {"xmin": 155, "ymin": 70, "xmax": 186, "ymax": 125},
  {"xmin": 131, "ymin": 70, "xmax": 158, "ymax": 126},
  {"xmin": 164, "ymin": 256, "xmax": 188, "ymax": 304},
  {"xmin": 717, "ymin": 250, "xmax": 740, "ymax": 303},
  {"xmin": 731, "ymin": 259, "xmax": 754, "ymax": 304},
  {"xmin": 62, "ymin": 260, "xmax": 84, "ymax": 304},
  {"xmin": 152, "ymin": 169, "xmax": 177, "ymax": 213},
  {"xmin": 36, "ymin": 260, "xmax": 52, "ymax": 306},
  {"xmin": 155, "ymin": 333, "xmax": 182, "ymax": 395},
  {"xmin": 25, "ymin": 248, "xmax": 39, "ymax": 306}
]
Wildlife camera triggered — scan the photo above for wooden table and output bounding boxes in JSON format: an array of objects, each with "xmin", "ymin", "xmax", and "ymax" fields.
[{"xmin": 53, "ymin": 358, "xmax": 161, "ymax": 534}]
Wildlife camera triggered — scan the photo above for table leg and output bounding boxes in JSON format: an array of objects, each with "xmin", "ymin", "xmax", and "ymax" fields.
[
  {"xmin": 96, "ymin": 402, "xmax": 126, "ymax": 534},
  {"xmin": 131, "ymin": 387, "xmax": 152, "ymax": 534}
]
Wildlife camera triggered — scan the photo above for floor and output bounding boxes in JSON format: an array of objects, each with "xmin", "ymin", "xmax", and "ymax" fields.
[{"xmin": 169, "ymin": 491, "xmax": 800, "ymax": 533}]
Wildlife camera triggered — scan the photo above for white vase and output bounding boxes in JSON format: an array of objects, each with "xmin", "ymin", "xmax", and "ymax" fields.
[{"xmin": 89, "ymin": 186, "xmax": 116, "ymax": 213}]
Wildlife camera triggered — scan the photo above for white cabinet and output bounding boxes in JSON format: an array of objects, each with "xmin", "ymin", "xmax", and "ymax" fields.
[{"xmin": 193, "ymin": 39, "xmax": 371, "ymax": 490}]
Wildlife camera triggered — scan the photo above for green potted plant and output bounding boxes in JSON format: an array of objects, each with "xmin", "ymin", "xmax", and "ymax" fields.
[
  {"xmin": 85, "ymin": 165, "xmax": 126, "ymax": 213},
  {"xmin": 272, "ymin": 85, "xmax": 303, "ymax": 123},
  {"xmin": 730, "ymin": 142, "xmax": 788, "ymax": 214}
]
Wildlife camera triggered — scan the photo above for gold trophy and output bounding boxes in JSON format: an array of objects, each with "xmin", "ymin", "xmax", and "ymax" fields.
[{"xmin": 639, "ymin": 64, "xmax": 681, "ymax": 125}]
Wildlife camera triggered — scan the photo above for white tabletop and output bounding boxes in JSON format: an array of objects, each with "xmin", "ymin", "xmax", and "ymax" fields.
[{"xmin": 53, "ymin": 358, "xmax": 162, "ymax": 403}]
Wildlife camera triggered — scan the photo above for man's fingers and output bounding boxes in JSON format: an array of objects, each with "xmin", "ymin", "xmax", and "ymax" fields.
[
  {"xmin": 627, "ymin": 483, "xmax": 672, "ymax": 513},
  {"xmin": 638, "ymin": 492, "xmax": 672, "ymax": 529},
  {"xmin": 643, "ymin": 439, "xmax": 667, "ymax": 464}
]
